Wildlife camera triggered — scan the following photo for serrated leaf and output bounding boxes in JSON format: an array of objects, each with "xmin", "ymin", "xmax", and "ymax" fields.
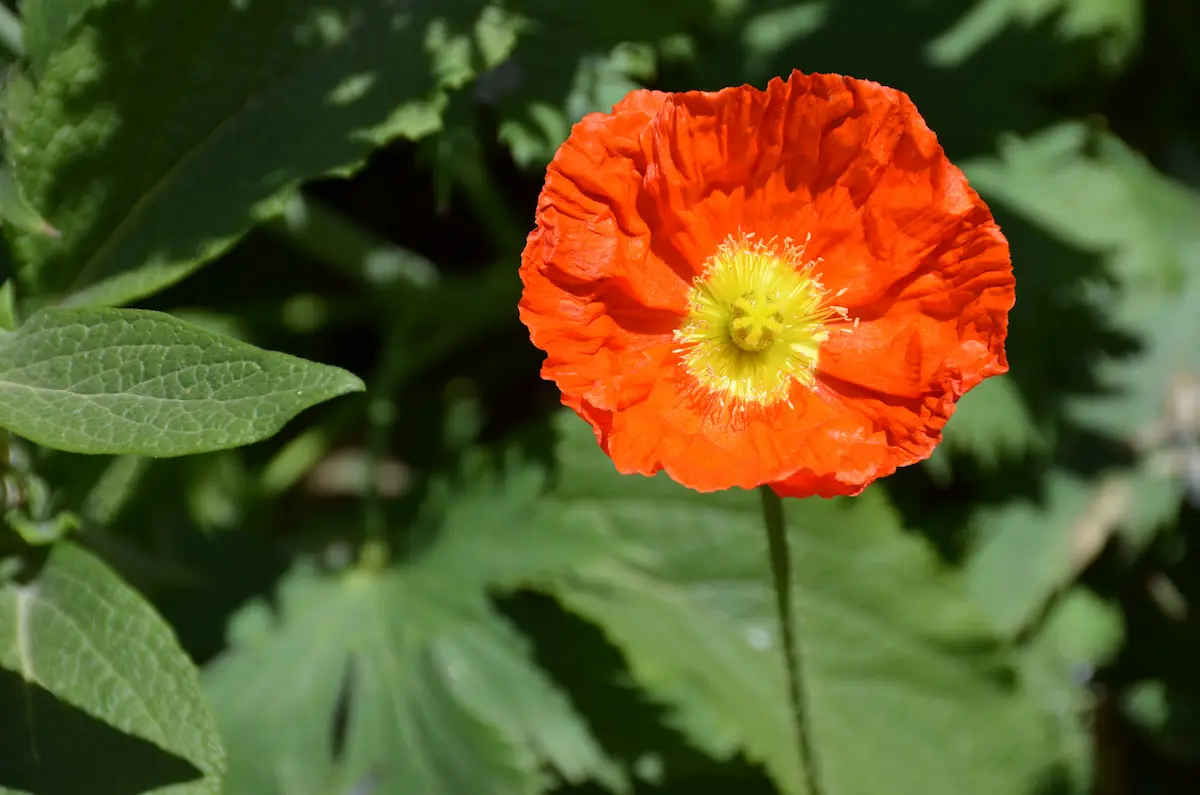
[
  {"xmin": 0, "ymin": 542, "xmax": 225, "ymax": 795},
  {"xmin": 205, "ymin": 459, "xmax": 623, "ymax": 795},
  {"xmin": 11, "ymin": 0, "xmax": 518, "ymax": 307},
  {"xmin": 965, "ymin": 461, "xmax": 1180, "ymax": 640},
  {"xmin": 531, "ymin": 412, "xmax": 1060, "ymax": 795},
  {"xmin": 0, "ymin": 307, "xmax": 363, "ymax": 456},
  {"xmin": 964, "ymin": 124, "xmax": 1200, "ymax": 547},
  {"xmin": 968, "ymin": 124, "xmax": 1200, "ymax": 290}
]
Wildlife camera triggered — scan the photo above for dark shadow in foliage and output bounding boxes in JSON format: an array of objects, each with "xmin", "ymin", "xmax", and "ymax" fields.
[
  {"xmin": 1093, "ymin": 503, "xmax": 1200, "ymax": 793},
  {"xmin": 146, "ymin": 521, "xmax": 293, "ymax": 667},
  {"xmin": 503, "ymin": 592, "xmax": 779, "ymax": 795},
  {"xmin": 1028, "ymin": 765, "xmax": 1081, "ymax": 795},
  {"xmin": 1106, "ymin": 0, "xmax": 1200, "ymax": 171},
  {"xmin": 22, "ymin": 0, "xmax": 499, "ymax": 302},
  {"xmin": 0, "ymin": 667, "xmax": 204, "ymax": 795}
]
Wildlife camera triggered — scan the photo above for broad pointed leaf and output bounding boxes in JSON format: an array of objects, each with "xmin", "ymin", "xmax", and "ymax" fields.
[
  {"xmin": 0, "ymin": 542, "xmax": 225, "ymax": 795},
  {"xmin": 0, "ymin": 308, "xmax": 363, "ymax": 455}
]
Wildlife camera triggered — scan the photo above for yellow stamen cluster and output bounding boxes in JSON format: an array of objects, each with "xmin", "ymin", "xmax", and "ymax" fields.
[{"xmin": 673, "ymin": 234, "xmax": 847, "ymax": 408}]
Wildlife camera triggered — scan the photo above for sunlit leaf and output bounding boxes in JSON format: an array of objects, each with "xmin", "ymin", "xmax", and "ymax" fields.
[
  {"xmin": 10, "ymin": 0, "xmax": 519, "ymax": 307},
  {"xmin": 0, "ymin": 307, "xmax": 363, "ymax": 455},
  {"xmin": 205, "ymin": 456, "xmax": 624, "ymax": 795},
  {"xmin": 17, "ymin": 0, "xmax": 107, "ymax": 78},
  {"xmin": 0, "ymin": 543, "xmax": 225, "ymax": 795},
  {"xmin": 529, "ymin": 412, "xmax": 1061, "ymax": 795}
]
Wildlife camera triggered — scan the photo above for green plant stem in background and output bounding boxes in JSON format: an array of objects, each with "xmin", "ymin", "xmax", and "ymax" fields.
[
  {"xmin": 269, "ymin": 192, "xmax": 439, "ymax": 294},
  {"xmin": 760, "ymin": 485, "xmax": 823, "ymax": 795},
  {"xmin": 450, "ymin": 141, "xmax": 527, "ymax": 255},
  {"xmin": 0, "ymin": 3, "xmax": 22, "ymax": 59},
  {"xmin": 359, "ymin": 322, "xmax": 408, "ymax": 571}
]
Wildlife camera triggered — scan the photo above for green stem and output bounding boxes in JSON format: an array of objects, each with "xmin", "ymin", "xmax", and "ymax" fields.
[
  {"xmin": 359, "ymin": 323, "xmax": 407, "ymax": 570},
  {"xmin": 0, "ymin": 4, "xmax": 22, "ymax": 60},
  {"xmin": 451, "ymin": 143, "xmax": 526, "ymax": 254},
  {"xmin": 268, "ymin": 192, "xmax": 438, "ymax": 294},
  {"xmin": 760, "ymin": 485, "xmax": 822, "ymax": 795}
]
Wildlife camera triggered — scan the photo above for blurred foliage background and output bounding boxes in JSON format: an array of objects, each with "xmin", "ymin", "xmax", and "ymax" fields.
[{"xmin": 1, "ymin": 0, "xmax": 1199, "ymax": 794}]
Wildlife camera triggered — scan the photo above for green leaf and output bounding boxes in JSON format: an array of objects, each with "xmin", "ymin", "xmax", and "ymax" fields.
[
  {"xmin": 0, "ymin": 281, "xmax": 18, "ymax": 332},
  {"xmin": 0, "ymin": 307, "xmax": 363, "ymax": 456},
  {"xmin": 966, "ymin": 124, "xmax": 1200, "ymax": 296},
  {"xmin": 205, "ymin": 459, "xmax": 623, "ymax": 795},
  {"xmin": 927, "ymin": 0, "xmax": 1141, "ymax": 69},
  {"xmin": 4, "ymin": 507, "xmax": 79, "ymax": 545},
  {"xmin": 494, "ymin": 43, "xmax": 655, "ymax": 168},
  {"xmin": 965, "ymin": 471, "xmax": 1097, "ymax": 638},
  {"xmin": 10, "ymin": 0, "xmax": 519, "ymax": 307},
  {"xmin": 926, "ymin": 374, "xmax": 1049, "ymax": 477},
  {"xmin": 531, "ymin": 412, "xmax": 1061, "ymax": 795},
  {"xmin": 0, "ymin": 542, "xmax": 225, "ymax": 794},
  {"xmin": 17, "ymin": 0, "xmax": 106, "ymax": 79},
  {"xmin": 1017, "ymin": 587, "xmax": 1123, "ymax": 791},
  {"xmin": 965, "ymin": 463, "xmax": 1180, "ymax": 640},
  {"xmin": 0, "ymin": 165, "xmax": 57, "ymax": 239},
  {"xmin": 963, "ymin": 125, "xmax": 1200, "ymax": 556},
  {"xmin": 484, "ymin": 0, "xmax": 714, "ymax": 167}
]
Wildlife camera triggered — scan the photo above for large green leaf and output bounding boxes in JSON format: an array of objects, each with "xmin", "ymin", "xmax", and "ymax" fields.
[
  {"xmin": 0, "ymin": 307, "xmax": 363, "ymax": 455},
  {"xmin": 965, "ymin": 471, "xmax": 1099, "ymax": 637},
  {"xmin": 958, "ymin": 125, "xmax": 1200, "ymax": 632},
  {"xmin": 204, "ymin": 458, "xmax": 623, "ymax": 795},
  {"xmin": 10, "ymin": 0, "xmax": 517, "ymax": 307},
  {"xmin": 529, "ymin": 413, "xmax": 1061, "ymax": 795},
  {"xmin": 0, "ymin": 542, "xmax": 225, "ymax": 795}
]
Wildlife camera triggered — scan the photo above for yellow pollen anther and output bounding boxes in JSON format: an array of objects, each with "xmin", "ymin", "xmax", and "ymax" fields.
[{"xmin": 673, "ymin": 234, "xmax": 849, "ymax": 408}]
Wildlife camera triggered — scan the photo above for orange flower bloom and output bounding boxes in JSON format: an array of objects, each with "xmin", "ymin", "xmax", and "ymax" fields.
[{"xmin": 519, "ymin": 70, "xmax": 1014, "ymax": 496}]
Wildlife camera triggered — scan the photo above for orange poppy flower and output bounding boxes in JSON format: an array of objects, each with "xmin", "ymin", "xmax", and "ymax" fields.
[{"xmin": 518, "ymin": 70, "xmax": 1014, "ymax": 496}]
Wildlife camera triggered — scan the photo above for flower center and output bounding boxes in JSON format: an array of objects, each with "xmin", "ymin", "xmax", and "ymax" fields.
[
  {"xmin": 729, "ymin": 295, "xmax": 784, "ymax": 352},
  {"xmin": 673, "ymin": 234, "xmax": 847, "ymax": 407}
]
